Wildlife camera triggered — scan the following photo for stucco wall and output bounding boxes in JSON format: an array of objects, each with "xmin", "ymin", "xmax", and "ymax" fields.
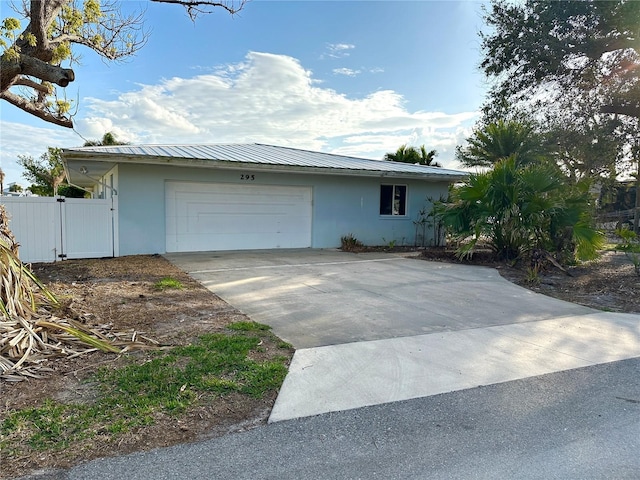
[{"xmin": 115, "ymin": 163, "xmax": 451, "ymax": 255}]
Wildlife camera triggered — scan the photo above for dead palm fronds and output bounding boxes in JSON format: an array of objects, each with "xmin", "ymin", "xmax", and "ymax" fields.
[{"xmin": 0, "ymin": 205, "xmax": 159, "ymax": 382}]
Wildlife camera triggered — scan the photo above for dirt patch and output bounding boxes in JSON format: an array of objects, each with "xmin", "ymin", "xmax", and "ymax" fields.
[
  {"xmin": 2, "ymin": 249, "xmax": 639, "ymax": 479},
  {"xmin": 1, "ymin": 255, "xmax": 291, "ymax": 480}
]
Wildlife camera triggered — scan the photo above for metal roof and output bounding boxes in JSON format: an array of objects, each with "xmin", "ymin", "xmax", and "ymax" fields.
[{"xmin": 62, "ymin": 143, "xmax": 468, "ymax": 179}]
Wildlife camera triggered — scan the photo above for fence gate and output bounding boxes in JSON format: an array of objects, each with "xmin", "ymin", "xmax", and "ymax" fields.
[{"xmin": 0, "ymin": 196, "xmax": 117, "ymax": 263}]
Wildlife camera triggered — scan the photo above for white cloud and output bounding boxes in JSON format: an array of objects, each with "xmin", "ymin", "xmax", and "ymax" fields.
[
  {"xmin": 333, "ymin": 68, "xmax": 361, "ymax": 77},
  {"xmin": 323, "ymin": 43, "xmax": 355, "ymax": 59},
  {"xmin": 1, "ymin": 51, "xmax": 478, "ymax": 181},
  {"xmin": 0, "ymin": 122, "xmax": 80, "ymax": 185}
]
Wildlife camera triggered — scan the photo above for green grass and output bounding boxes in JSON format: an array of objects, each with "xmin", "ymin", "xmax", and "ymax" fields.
[
  {"xmin": 227, "ymin": 321, "xmax": 271, "ymax": 332},
  {"xmin": 153, "ymin": 277, "xmax": 184, "ymax": 291},
  {"xmin": 1, "ymin": 325, "xmax": 290, "ymax": 455}
]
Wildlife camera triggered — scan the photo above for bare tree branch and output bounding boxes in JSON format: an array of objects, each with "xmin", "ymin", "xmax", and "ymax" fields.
[
  {"xmin": 0, "ymin": 90, "xmax": 73, "ymax": 127},
  {"xmin": 151, "ymin": 0, "xmax": 247, "ymax": 19}
]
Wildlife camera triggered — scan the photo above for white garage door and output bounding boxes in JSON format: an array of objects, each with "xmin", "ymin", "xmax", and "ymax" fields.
[{"xmin": 166, "ymin": 182, "xmax": 312, "ymax": 252}]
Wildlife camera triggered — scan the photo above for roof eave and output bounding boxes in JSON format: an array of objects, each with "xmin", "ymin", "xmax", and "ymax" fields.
[{"xmin": 61, "ymin": 150, "xmax": 469, "ymax": 182}]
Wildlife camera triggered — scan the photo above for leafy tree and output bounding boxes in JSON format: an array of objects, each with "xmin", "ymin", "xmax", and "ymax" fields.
[
  {"xmin": 0, "ymin": 1, "xmax": 245, "ymax": 127},
  {"xmin": 456, "ymin": 119, "xmax": 544, "ymax": 169},
  {"xmin": 438, "ymin": 156, "xmax": 604, "ymax": 262},
  {"xmin": 18, "ymin": 147, "xmax": 65, "ymax": 196},
  {"xmin": 543, "ymin": 112, "xmax": 625, "ymax": 183},
  {"xmin": 56, "ymin": 184, "xmax": 86, "ymax": 198},
  {"xmin": 384, "ymin": 144, "xmax": 441, "ymax": 167},
  {"xmin": 480, "ymin": 0, "xmax": 640, "ymax": 230},
  {"xmin": 481, "ymin": 0, "xmax": 639, "ymax": 121},
  {"xmin": 8, "ymin": 184, "xmax": 23, "ymax": 193},
  {"xmin": 18, "ymin": 131, "xmax": 125, "ymax": 196}
]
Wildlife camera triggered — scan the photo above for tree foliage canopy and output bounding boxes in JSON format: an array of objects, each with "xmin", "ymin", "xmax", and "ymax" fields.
[
  {"xmin": 481, "ymin": 0, "xmax": 640, "ymax": 120},
  {"xmin": 384, "ymin": 144, "xmax": 441, "ymax": 167},
  {"xmin": 18, "ymin": 147, "xmax": 66, "ymax": 196},
  {"xmin": 0, "ymin": 0, "xmax": 245, "ymax": 127},
  {"xmin": 456, "ymin": 119, "xmax": 544, "ymax": 169}
]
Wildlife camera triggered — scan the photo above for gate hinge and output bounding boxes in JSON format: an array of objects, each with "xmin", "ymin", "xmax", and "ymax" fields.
[
  {"xmin": 57, "ymin": 198, "xmax": 65, "ymax": 203},
  {"xmin": 58, "ymin": 254, "xmax": 67, "ymax": 259}
]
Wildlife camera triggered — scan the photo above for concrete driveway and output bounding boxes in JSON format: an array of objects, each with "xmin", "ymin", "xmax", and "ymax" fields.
[{"xmin": 166, "ymin": 249, "xmax": 640, "ymax": 422}]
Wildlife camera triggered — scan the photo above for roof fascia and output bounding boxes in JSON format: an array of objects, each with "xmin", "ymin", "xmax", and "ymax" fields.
[{"xmin": 61, "ymin": 150, "xmax": 469, "ymax": 182}]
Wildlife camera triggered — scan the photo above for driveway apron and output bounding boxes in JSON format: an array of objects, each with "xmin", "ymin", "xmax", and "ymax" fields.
[{"xmin": 166, "ymin": 249, "xmax": 640, "ymax": 422}]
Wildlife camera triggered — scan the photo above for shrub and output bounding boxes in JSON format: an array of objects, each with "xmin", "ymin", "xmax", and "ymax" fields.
[
  {"xmin": 57, "ymin": 185, "xmax": 88, "ymax": 198},
  {"xmin": 340, "ymin": 233, "xmax": 363, "ymax": 252},
  {"xmin": 616, "ymin": 227, "xmax": 640, "ymax": 276},
  {"xmin": 436, "ymin": 156, "xmax": 603, "ymax": 262}
]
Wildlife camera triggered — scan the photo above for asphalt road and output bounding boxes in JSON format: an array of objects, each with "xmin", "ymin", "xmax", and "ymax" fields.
[{"xmin": 26, "ymin": 357, "xmax": 640, "ymax": 480}]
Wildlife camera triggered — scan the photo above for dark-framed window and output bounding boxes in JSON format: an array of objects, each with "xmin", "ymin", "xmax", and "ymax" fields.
[{"xmin": 380, "ymin": 184, "xmax": 407, "ymax": 216}]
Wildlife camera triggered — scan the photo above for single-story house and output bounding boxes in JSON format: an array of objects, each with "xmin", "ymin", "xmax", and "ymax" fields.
[{"xmin": 61, "ymin": 143, "xmax": 468, "ymax": 256}]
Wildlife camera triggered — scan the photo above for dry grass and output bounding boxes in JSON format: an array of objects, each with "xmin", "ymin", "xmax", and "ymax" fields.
[{"xmin": 0, "ymin": 205, "xmax": 159, "ymax": 382}]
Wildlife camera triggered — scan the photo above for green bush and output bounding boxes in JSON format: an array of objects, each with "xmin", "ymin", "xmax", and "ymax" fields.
[
  {"xmin": 437, "ymin": 156, "xmax": 603, "ymax": 262},
  {"xmin": 57, "ymin": 185, "xmax": 88, "ymax": 198}
]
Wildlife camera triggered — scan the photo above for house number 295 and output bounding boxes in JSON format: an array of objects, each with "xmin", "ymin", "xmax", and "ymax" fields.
[{"xmin": 240, "ymin": 174, "xmax": 255, "ymax": 181}]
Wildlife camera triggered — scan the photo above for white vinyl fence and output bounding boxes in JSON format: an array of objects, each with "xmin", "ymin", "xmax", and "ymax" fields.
[{"xmin": 1, "ymin": 196, "xmax": 118, "ymax": 263}]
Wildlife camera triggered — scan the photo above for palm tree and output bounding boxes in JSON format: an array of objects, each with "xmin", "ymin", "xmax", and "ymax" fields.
[
  {"xmin": 83, "ymin": 131, "xmax": 126, "ymax": 146},
  {"xmin": 418, "ymin": 146, "xmax": 441, "ymax": 167},
  {"xmin": 384, "ymin": 144, "xmax": 418, "ymax": 163},
  {"xmin": 456, "ymin": 119, "xmax": 544, "ymax": 168},
  {"xmin": 385, "ymin": 144, "xmax": 441, "ymax": 166},
  {"xmin": 0, "ymin": 167, "xmax": 4, "ymax": 195}
]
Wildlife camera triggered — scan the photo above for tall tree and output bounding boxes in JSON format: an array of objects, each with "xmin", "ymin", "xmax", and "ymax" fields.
[
  {"xmin": 543, "ymin": 112, "xmax": 625, "ymax": 182},
  {"xmin": 0, "ymin": 1, "xmax": 245, "ymax": 127},
  {"xmin": 481, "ymin": 0, "xmax": 639, "ymax": 121},
  {"xmin": 0, "ymin": 167, "xmax": 4, "ymax": 195},
  {"xmin": 480, "ymin": 0, "xmax": 640, "ymax": 230}
]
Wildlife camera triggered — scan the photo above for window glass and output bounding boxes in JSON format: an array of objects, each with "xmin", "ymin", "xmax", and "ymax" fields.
[
  {"xmin": 380, "ymin": 184, "xmax": 407, "ymax": 216},
  {"xmin": 380, "ymin": 185, "xmax": 393, "ymax": 215},
  {"xmin": 394, "ymin": 185, "xmax": 406, "ymax": 215}
]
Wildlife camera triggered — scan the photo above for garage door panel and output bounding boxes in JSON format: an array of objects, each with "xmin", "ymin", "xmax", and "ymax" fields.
[
  {"xmin": 187, "ymin": 213, "xmax": 289, "ymax": 234},
  {"xmin": 166, "ymin": 182, "xmax": 312, "ymax": 252}
]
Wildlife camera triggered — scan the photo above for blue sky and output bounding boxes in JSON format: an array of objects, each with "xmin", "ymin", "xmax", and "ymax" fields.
[{"xmin": 0, "ymin": 0, "xmax": 489, "ymax": 186}]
